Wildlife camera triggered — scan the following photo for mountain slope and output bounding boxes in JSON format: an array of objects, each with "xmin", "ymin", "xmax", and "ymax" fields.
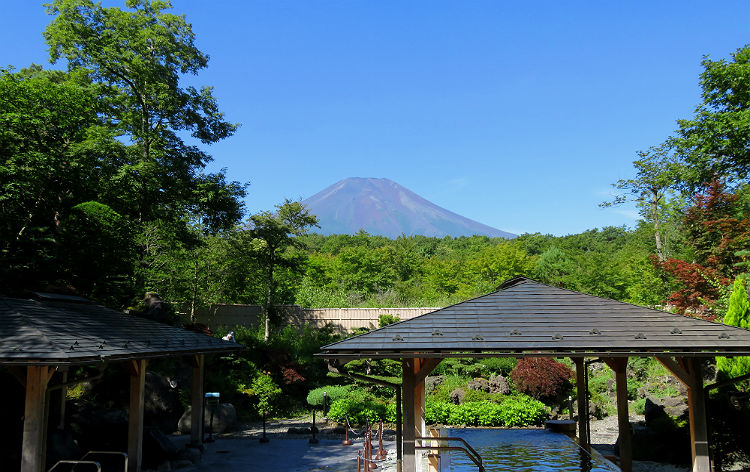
[{"xmin": 302, "ymin": 177, "xmax": 515, "ymax": 239}]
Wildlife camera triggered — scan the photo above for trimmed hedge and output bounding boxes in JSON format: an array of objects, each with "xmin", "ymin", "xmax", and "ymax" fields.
[{"xmin": 307, "ymin": 385, "xmax": 351, "ymax": 406}]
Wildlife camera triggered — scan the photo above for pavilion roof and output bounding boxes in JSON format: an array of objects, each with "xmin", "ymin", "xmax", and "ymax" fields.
[
  {"xmin": 320, "ymin": 277, "xmax": 750, "ymax": 360},
  {"xmin": 0, "ymin": 296, "xmax": 242, "ymax": 365}
]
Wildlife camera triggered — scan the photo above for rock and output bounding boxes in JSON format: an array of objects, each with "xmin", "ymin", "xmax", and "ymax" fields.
[
  {"xmin": 449, "ymin": 388, "xmax": 466, "ymax": 405},
  {"xmin": 425, "ymin": 375, "xmax": 444, "ymax": 394},
  {"xmin": 177, "ymin": 447, "xmax": 202, "ymax": 464},
  {"xmin": 489, "ymin": 375, "xmax": 510, "ymax": 395},
  {"xmin": 46, "ymin": 428, "xmax": 80, "ymax": 467},
  {"xmin": 287, "ymin": 427, "xmax": 311, "ymax": 434},
  {"xmin": 143, "ymin": 427, "xmax": 179, "ymax": 469},
  {"xmin": 172, "ymin": 459, "xmax": 194, "ymax": 469},
  {"xmin": 178, "ymin": 403, "xmax": 237, "ymax": 434},
  {"xmin": 630, "ymin": 423, "xmax": 690, "ymax": 463},
  {"xmin": 67, "ymin": 401, "xmax": 128, "ymax": 453},
  {"xmin": 156, "ymin": 461, "xmax": 172, "ymax": 472},
  {"xmin": 145, "ymin": 372, "xmax": 184, "ymax": 434},
  {"xmin": 467, "ymin": 378, "xmax": 489, "ymax": 392},
  {"xmin": 645, "ymin": 395, "xmax": 688, "ymax": 425}
]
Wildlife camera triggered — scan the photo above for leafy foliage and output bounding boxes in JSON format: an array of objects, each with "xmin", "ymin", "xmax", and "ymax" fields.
[
  {"xmin": 717, "ymin": 279, "xmax": 750, "ymax": 384},
  {"xmin": 510, "ymin": 358, "xmax": 574, "ymax": 401},
  {"xmin": 327, "ymin": 390, "xmax": 387, "ymax": 425},
  {"xmin": 306, "ymin": 385, "xmax": 351, "ymax": 407}
]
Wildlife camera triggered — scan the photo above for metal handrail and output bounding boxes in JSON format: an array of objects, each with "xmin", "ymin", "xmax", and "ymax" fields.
[
  {"xmin": 48, "ymin": 460, "xmax": 101, "ymax": 472},
  {"xmin": 415, "ymin": 446, "xmax": 484, "ymax": 472},
  {"xmin": 81, "ymin": 451, "xmax": 128, "ymax": 472},
  {"xmin": 416, "ymin": 436, "xmax": 484, "ymax": 472}
]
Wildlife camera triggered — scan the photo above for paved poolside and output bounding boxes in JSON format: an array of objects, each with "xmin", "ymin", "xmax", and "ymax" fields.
[{"xmin": 174, "ymin": 436, "xmax": 397, "ymax": 472}]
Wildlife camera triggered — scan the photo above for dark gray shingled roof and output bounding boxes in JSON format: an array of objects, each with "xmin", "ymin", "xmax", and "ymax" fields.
[
  {"xmin": 0, "ymin": 297, "xmax": 242, "ymax": 365},
  {"xmin": 320, "ymin": 277, "xmax": 750, "ymax": 360}
]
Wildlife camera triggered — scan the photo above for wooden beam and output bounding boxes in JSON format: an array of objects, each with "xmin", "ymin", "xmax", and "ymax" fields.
[
  {"xmin": 656, "ymin": 356, "xmax": 690, "ymax": 386},
  {"xmin": 21, "ymin": 365, "xmax": 52, "ymax": 472},
  {"xmin": 604, "ymin": 357, "xmax": 631, "ymax": 472},
  {"xmin": 8, "ymin": 366, "xmax": 27, "ymax": 388},
  {"xmin": 128, "ymin": 359, "xmax": 148, "ymax": 472},
  {"xmin": 682, "ymin": 358, "xmax": 711, "ymax": 472},
  {"xmin": 573, "ymin": 358, "xmax": 590, "ymax": 452},
  {"xmin": 414, "ymin": 358, "xmax": 442, "ymax": 384},
  {"xmin": 190, "ymin": 354, "xmax": 205, "ymax": 447}
]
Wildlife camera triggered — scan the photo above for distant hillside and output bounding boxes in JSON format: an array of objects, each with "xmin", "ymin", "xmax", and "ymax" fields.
[{"xmin": 302, "ymin": 177, "xmax": 516, "ymax": 239}]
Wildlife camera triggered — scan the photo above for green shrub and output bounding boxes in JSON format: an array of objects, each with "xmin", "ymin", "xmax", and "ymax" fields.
[
  {"xmin": 461, "ymin": 389, "xmax": 504, "ymax": 404},
  {"xmin": 328, "ymin": 390, "xmax": 387, "ymax": 424},
  {"xmin": 378, "ymin": 314, "xmax": 401, "ymax": 327},
  {"xmin": 411, "ymin": 395, "xmax": 547, "ymax": 427},
  {"xmin": 428, "ymin": 375, "xmax": 468, "ymax": 403},
  {"xmin": 480, "ymin": 357, "xmax": 517, "ymax": 376},
  {"xmin": 307, "ymin": 385, "xmax": 351, "ymax": 406},
  {"xmin": 496, "ymin": 395, "xmax": 548, "ymax": 427}
]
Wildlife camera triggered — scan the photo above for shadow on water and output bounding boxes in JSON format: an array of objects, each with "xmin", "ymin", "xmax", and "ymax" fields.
[{"xmin": 441, "ymin": 429, "xmax": 618, "ymax": 472}]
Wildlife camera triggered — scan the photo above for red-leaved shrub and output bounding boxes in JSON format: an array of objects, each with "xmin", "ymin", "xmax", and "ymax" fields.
[{"xmin": 510, "ymin": 357, "xmax": 573, "ymax": 400}]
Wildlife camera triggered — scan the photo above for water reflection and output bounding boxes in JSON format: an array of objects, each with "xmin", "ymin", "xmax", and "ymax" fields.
[{"xmin": 442, "ymin": 429, "xmax": 618, "ymax": 472}]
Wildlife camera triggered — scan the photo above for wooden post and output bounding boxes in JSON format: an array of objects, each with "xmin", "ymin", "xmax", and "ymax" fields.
[
  {"xmin": 686, "ymin": 358, "xmax": 710, "ymax": 472},
  {"xmin": 604, "ymin": 357, "xmax": 631, "ymax": 472},
  {"xmin": 21, "ymin": 365, "xmax": 53, "ymax": 472},
  {"xmin": 128, "ymin": 359, "xmax": 148, "ymax": 472},
  {"xmin": 657, "ymin": 356, "xmax": 711, "ymax": 472},
  {"xmin": 573, "ymin": 358, "xmax": 590, "ymax": 451},
  {"xmin": 402, "ymin": 358, "xmax": 441, "ymax": 472},
  {"xmin": 189, "ymin": 354, "xmax": 205, "ymax": 447},
  {"xmin": 402, "ymin": 359, "xmax": 417, "ymax": 472}
]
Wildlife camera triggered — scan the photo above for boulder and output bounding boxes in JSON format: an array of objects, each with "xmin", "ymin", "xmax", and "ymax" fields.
[
  {"xmin": 489, "ymin": 375, "xmax": 510, "ymax": 395},
  {"xmin": 143, "ymin": 427, "xmax": 179, "ymax": 469},
  {"xmin": 467, "ymin": 378, "xmax": 489, "ymax": 392},
  {"xmin": 46, "ymin": 428, "xmax": 80, "ymax": 468},
  {"xmin": 449, "ymin": 388, "xmax": 466, "ymax": 405},
  {"xmin": 287, "ymin": 427, "xmax": 311, "ymax": 435},
  {"xmin": 645, "ymin": 395, "xmax": 688, "ymax": 425},
  {"xmin": 178, "ymin": 403, "xmax": 237, "ymax": 434},
  {"xmin": 145, "ymin": 372, "xmax": 184, "ymax": 433},
  {"xmin": 425, "ymin": 375, "xmax": 444, "ymax": 394},
  {"xmin": 177, "ymin": 446, "xmax": 202, "ymax": 464}
]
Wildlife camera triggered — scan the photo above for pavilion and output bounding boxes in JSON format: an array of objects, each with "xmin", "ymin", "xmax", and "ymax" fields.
[
  {"xmin": 319, "ymin": 277, "xmax": 750, "ymax": 472},
  {"xmin": 0, "ymin": 293, "xmax": 243, "ymax": 472}
]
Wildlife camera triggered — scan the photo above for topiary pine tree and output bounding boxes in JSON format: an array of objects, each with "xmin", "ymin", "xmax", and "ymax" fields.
[{"xmin": 717, "ymin": 278, "xmax": 750, "ymax": 384}]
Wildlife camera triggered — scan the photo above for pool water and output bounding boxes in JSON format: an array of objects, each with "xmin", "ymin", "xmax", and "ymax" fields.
[{"xmin": 437, "ymin": 428, "xmax": 620, "ymax": 472}]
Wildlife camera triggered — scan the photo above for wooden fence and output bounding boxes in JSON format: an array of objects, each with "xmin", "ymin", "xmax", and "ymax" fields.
[{"xmin": 194, "ymin": 305, "xmax": 439, "ymax": 333}]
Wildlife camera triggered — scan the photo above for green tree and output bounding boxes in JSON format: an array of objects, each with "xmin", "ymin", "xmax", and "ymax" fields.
[
  {"xmin": 246, "ymin": 200, "xmax": 318, "ymax": 340},
  {"xmin": 0, "ymin": 66, "xmax": 124, "ymax": 295},
  {"xmin": 674, "ymin": 44, "xmax": 750, "ymax": 187},
  {"xmin": 717, "ymin": 278, "xmax": 750, "ymax": 386},
  {"xmin": 44, "ymin": 0, "xmax": 245, "ymax": 295},
  {"xmin": 601, "ymin": 144, "xmax": 683, "ymax": 262}
]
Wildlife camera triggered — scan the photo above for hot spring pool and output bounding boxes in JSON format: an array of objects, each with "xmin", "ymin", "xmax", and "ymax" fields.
[{"xmin": 436, "ymin": 428, "xmax": 620, "ymax": 472}]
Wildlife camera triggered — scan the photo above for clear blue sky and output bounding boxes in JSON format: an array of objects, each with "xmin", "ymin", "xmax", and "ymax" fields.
[{"xmin": 2, "ymin": 1, "xmax": 749, "ymax": 236}]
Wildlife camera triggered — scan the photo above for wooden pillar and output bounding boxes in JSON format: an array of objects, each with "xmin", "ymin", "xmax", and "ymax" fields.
[
  {"xmin": 604, "ymin": 357, "xmax": 631, "ymax": 472},
  {"xmin": 190, "ymin": 354, "xmax": 205, "ymax": 447},
  {"xmin": 21, "ymin": 365, "xmax": 53, "ymax": 472},
  {"xmin": 686, "ymin": 358, "xmax": 710, "ymax": 472},
  {"xmin": 402, "ymin": 359, "xmax": 417, "ymax": 472},
  {"xmin": 402, "ymin": 357, "xmax": 441, "ymax": 472},
  {"xmin": 656, "ymin": 356, "xmax": 711, "ymax": 472},
  {"xmin": 573, "ymin": 358, "xmax": 590, "ymax": 451},
  {"xmin": 128, "ymin": 359, "xmax": 148, "ymax": 472}
]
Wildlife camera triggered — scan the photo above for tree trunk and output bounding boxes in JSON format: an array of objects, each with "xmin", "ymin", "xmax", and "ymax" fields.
[
  {"xmin": 651, "ymin": 189, "xmax": 666, "ymax": 262},
  {"xmin": 264, "ymin": 248, "xmax": 275, "ymax": 342}
]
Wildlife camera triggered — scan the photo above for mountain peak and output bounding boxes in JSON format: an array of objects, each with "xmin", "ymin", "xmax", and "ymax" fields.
[{"xmin": 302, "ymin": 177, "xmax": 516, "ymax": 239}]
